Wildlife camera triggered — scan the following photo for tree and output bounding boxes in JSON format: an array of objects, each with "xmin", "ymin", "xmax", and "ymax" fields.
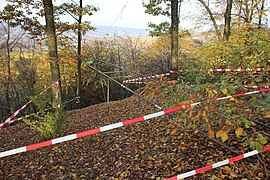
[
  {"xmin": 143, "ymin": 0, "xmax": 180, "ymax": 70},
  {"xmin": 171, "ymin": 0, "xmax": 179, "ymax": 70},
  {"xmin": 197, "ymin": 0, "xmax": 222, "ymax": 41},
  {"xmin": 55, "ymin": 0, "xmax": 98, "ymax": 105},
  {"xmin": 258, "ymin": 0, "xmax": 265, "ymax": 28},
  {"xmin": 42, "ymin": 0, "xmax": 62, "ymax": 109},
  {"xmin": 0, "ymin": 2, "xmax": 40, "ymax": 116},
  {"xmin": 223, "ymin": 0, "xmax": 233, "ymax": 41}
]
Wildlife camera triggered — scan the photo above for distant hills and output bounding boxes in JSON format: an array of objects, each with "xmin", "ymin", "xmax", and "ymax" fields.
[{"xmin": 85, "ymin": 25, "xmax": 149, "ymax": 38}]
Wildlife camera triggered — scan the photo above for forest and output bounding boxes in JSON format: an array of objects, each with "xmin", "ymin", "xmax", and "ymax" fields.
[{"xmin": 0, "ymin": 0, "xmax": 269, "ymax": 179}]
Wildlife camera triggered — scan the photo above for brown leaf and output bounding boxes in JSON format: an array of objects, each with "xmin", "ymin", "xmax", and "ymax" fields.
[
  {"xmin": 202, "ymin": 111, "xmax": 207, "ymax": 118},
  {"xmin": 170, "ymin": 128, "xmax": 178, "ymax": 135},
  {"xmin": 264, "ymin": 111, "xmax": 270, "ymax": 118},
  {"xmin": 208, "ymin": 124, "xmax": 215, "ymax": 138},
  {"xmin": 148, "ymin": 155, "xmax": 153, "ymax": 161},
  {"xmin": 224, "ymin": 166, "xmax": 232, "ymax": 173},
  {"xmin": 180, "ymin": 101, "xmax": 191, "ymax": 110},
  {"xmin": 169, "ymin": 80, "xmax": 178, "ymax": 85},
  {"xmin": 194, "ymin": 111, "xmax": 201, "ymax": 120}
]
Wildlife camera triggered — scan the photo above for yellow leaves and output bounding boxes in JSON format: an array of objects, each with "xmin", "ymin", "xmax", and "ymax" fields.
[
  {"xmin": 170, "ymin": 128, "xmax": 178, "ymax": 135},
  {"xmin": 235, "ymin": 128, "xmax": 244, "ymax": 138},
  {"xmin": 222, "ymin": 88, "xmax": 228, "ymax": 95},
  {"xmin": 216, "ymin": 130, "xmax": 229, "ymax": 142},
  {"xmin": 216, "ymin": 130, "xmax": 223, "ymax": 139},
  {"xmin": 208, "ymin": 124, "xmax": 215, "ymax": 138},
  {"xmin": 220, "ymin": 133, "xmax": 229, "ymax": 143}
]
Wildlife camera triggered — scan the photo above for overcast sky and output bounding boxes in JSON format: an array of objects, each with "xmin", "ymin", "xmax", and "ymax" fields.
[{"xmin": 0, "ymin": 0, "xmax": 196, "ymax": 30}]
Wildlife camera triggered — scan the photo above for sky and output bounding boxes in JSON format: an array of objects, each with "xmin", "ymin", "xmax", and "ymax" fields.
[{"xmin": 0, "ymin": 0, "xmax": 195, "ymax": 30}]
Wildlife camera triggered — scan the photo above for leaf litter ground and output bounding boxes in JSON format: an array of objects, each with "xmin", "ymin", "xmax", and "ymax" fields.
[{"xmin": 0, "ymin": 95, "xmax": 269, "ymax": 179}]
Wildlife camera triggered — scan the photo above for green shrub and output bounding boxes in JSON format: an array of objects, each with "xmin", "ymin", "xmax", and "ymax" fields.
[{"xmin": 24, "ymin": 109, "xmax": 65, "ymax": 139}]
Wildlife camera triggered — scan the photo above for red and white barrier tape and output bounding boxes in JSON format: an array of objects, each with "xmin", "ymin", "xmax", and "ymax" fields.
[
  {"xmin": 208, "ymin": 67, "xmax": 270, "ymax": 72},
  {"xmin": 0, "ymin": 108, "xmax": 53, "ymax": 129},
  {"xmin": 0, "ymin": 80, "xmax": 59, "ymax": 128},
  {"xmin": 180, "ymin": 67, "xmax": 270, "ymax": 73},
  {"xmin": 123, "ymin": 70, "xmax": 177, "ymax": 83},
  {"xmin": 166, "ymin": 145, "xmax": 270, "ymax": 180},
  {"xmin": 0, "ymin": 97, "xmax": 80, "ymax": 129},
  {"xmin": 123, "ymin": 68, "xmax": 269, "ymax": 83},
  {"xmin": 184, "ymin": 84, "xmax": 270, "ymax": 89},
  {"xmin": 0, "ymin": 101, "xmax": 32, "ymax": 129},
  {"xmin": 0, "ymin": 88, "xmax": 269, "ymax": 158},
  {"xmin": 243, "ymin": 85, "xmax": 269, "ymax": 89},
  {"xmin": 124, "ymin": 79, "xmax": 270, "ymax": 90},
  {"xmin": 54, "ymin": 81, "xmax": 59, "ymax": 99},
  {"xmin": 126, "ymin": 81, "xmax": 146, "ymax": 85}
]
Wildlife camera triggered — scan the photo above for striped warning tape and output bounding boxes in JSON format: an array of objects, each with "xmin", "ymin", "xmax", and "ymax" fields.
[
  {"xmin": 184, "ymin": 84, "xmax": 270, "ymax": 89},
  {"xmin": 166, "ymin": 145, "xmax": 270, "ymax": 180},
  {"xmin": 208, "ymin": 67, "xmax": 270, "ymax": 72},
  {"xmin": 123, "ymin": 70, "xmax": 177, "ymax": 83},
  {"xmin": 0, "ymin": 101, "xmax": 32, "ymax": 129},
  {"xmin": 0, "ymin": 108, "xmax": 53, "ymax": 129},
  {"xmin": 0, "ymin": 80, "xmax": 59, "ymax": 129},
  {"xmin": 124, "ymin": 79, "xmax": 270, "ymax": 90},
  {"xmin": 243, "ymin": 85, "xmax": 270, "ymax": 89},
  {"xmin": 0, "ymin": 88, "xmax": 269, "ymax": 158},
  {"xmin": 0, "ymin": 96, "xmax": 80, "ymax": 129},
  {"xmin": 123, "ymin": 68, "xmax": 270, "ymax": 83}
]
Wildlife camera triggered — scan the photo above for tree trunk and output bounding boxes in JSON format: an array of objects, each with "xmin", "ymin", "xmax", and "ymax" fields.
[
  {"xmin": 237, "ymin": 0, "xmax": 243, "ymax": 27},
  {"xmin": 76, "ymin": 0, "xmax": 82, "ymax": 103},
  {"xmin": 258, "ymin": 0, "xmax": 265, "ymax": 29},
  {"xmin": 198, "ymin": 0, "xmax": 222, "ymax": 41},
  {"xmin": 223, "ymin": 0, "xmax": 233, "ymax": 41},
  {"xmin": 42, "ymin": 0, "xmax": 62, "ymax": 109},
  {"xmin": 171, "ymin": 0, "xmax": 179, "ymax": 70},
  {"xmin": 5, "ymin": 21, "xmax": 11, "ymax": 116}
]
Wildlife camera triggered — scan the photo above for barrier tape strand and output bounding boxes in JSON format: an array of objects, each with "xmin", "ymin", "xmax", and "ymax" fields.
[
  {"xmin": 166, "ymin": 146, "xmax": 270, "ymax": 180},
  {"xmin": 0, "ymin": 80, "xmax": 59, "ymax": 128},
  {"xmin": 124, "ymin": 68, "xmax": 270, "ymax": 83}
]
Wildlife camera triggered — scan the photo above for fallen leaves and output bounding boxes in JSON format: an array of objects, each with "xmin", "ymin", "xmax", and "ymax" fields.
[
  {"xmin": 1, "ymin": 90, "xmax": 269, "ymax": 179},
  {"xmin": 170, "ymin": 128, "xmax": 178, "ymax": 135},
  {"xmin": 264, "ymin": 111, "xmax": 270, "ymax": 118},
  {"xmin": 235, "ymin": 128, "xmax": 244, "ymax": 138},
  {"xmin": 216, "ymin": 130, "xmax": 229, "ymax": 142},
  {"xmin": 208, "ymin": 124, "xmax": 215, "ymax": 138}
]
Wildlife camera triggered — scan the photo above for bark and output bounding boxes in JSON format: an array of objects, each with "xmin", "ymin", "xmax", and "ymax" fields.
[
  {"xmin": 198, "ymin": 0, "xmax": 222, "ymax": 41},
  {"xmin": 5, "ymin": 21, "xmax": 11, "ymax": 116},
  {"xmin": 76, "ymin": 0, "xmax": 82, "ymax": 102},
  {"xmin": 258, "ymin": 0, "xmax": 265, "ymax": 29},
  {"xmin": 42, "ymin": 0, "xmax": 62, "ymax": 109},
  {"xmin": 171, "ymin": 0, "xmax": 179, "ymax": 70},
  {"xmin": 237, "ymin": 0, "xmax": 243, "ymax": 26},
  {"xmin": 223, "ymin": 0, "xmax": 233, "ymax": 41}
]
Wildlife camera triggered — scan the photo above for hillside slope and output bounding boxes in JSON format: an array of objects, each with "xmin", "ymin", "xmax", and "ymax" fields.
[{"xmin": 0, "ymin": 96, "xmax": 269, "ymax": 179}]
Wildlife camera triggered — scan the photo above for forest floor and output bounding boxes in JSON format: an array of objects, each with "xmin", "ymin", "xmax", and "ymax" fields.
[{"xmin": 0, "ymin": 92, "xmax": 270, "ymax": 179}]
